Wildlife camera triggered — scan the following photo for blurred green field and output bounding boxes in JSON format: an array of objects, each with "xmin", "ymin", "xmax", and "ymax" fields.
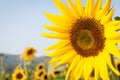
[{"xmin": 0, "ymin": 54, "xmax": 67, "ymax": 80}]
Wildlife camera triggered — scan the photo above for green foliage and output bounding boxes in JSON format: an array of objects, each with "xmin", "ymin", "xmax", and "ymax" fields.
[{"xmin": 114, "ymin": 16, "xmax": 120, "ymax": 20}]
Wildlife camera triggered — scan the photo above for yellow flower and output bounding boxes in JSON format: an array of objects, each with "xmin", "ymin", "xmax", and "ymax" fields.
[
  {"xmin": 12, "ymin": 69, "xmax": 26, "ymax": 80},
  {"xmin": 37, "ymin": 63, "xmax": 45, "ymax": 70},
  {"xmin": 51, "ymin": 71, "xmax": 61, "ymax": 78},
  {"xmin": 115, "ymin": 60, "xmax": 120, "ymax": 72},
  {"xmin": 44, "ymin": 74, "xmax": 48, "ymax": 80},
  {"xmin": 42, "ymin": 0, "xmax": 120, "ymax": 80},
  {"xmin": 22, "ymin": 47, "xmax": 36, "ymax": 61},
  {"xmin": 34, "ymin": 69, "xmax": 48, "ymax": 80}
]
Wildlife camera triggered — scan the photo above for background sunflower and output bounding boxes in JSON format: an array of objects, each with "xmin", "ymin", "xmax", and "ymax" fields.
[
  {"xmin": 21, "ymin": 47, "xmax": 37, "ymax": 61},
  {"xmin": 12, "ymin": 69, "xmax": 26, "ymax": 80}
]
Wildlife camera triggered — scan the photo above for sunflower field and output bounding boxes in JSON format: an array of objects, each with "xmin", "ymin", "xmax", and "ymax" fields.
[{"xmin": 0, "ymin": 47, "xmax": 67, "ymax": 80}]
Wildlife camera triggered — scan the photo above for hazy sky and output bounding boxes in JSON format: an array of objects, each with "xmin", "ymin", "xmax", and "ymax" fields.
[{"xmin": 0, "ymin": 0, "xmax": 120, "ymax": 57}]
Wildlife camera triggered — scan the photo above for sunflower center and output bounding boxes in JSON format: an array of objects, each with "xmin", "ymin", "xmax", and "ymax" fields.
[
  {"xmin": 39, "ymin": 71, "xmax": 43, "ymax": 76},
  {"xmin": 27, "ymin": 49, "xmax": 33, "ymax": 55},
  {"xmin": 76, "ymin": 30, "xmax": 94, "ymax": 50},
  {"xmin": 39, "ymin": 65, "xmax": 43, "ymax": 70},
  {"xmin": 16, "ymin": 73, "xmax": 23, "ymax": 79},
  {"xmin": 70, "ymin": 18, "xmax": 105, "ymax": 57},
  {"xmin": 44, "ymin": 75, "xmax": 48, "ymax": 79},
  {"xmin": 54, "ymin": 71, "xmax": 60, "ymax": 74}
]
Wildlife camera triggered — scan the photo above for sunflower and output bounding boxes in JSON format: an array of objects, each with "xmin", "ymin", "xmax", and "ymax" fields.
[
  {"xmin": 5, "ymin": 73, "xmax": 10, "ymax": 80},
  {"xmin": 44, "ymin": 74, "xmax": 48, "ymax": 80},
  {"xmin": 115, "ymin": 60, "xmax": 120, "ymax": 72},
  {"xmin": 51, "ymin": 71, "xmax": 61, "ymax": 78},
  {"xmin": 22, "ymin": 47, "xmax": 36, "ymax": 61},
  {"xmin": 12, "ymin": 69, "xmax": 26, "ymax": 80},
  {"xmin": 34, "ymin": 69, "xmax": 48, "ymax": 80},
  {"xmin": 36, "ymin": 63, "xmax": 45, "ymax": 70},
  {"xmin": 42, "ymin": 0, "xmax": 120, "ymax": 80}
]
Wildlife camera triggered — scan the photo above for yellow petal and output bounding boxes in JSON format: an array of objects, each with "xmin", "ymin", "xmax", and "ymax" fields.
[
  {"xmin": 41, "ymin": 32, "xmax": 70, "ymax": 39},
  {"xmin": 94, "ymin": 57, "xmax": 99, "ymax": 80},
  {"xmin": 98, "ymin": 53, "xmax": 110, "ymax": 80},
  {"xmin": 46, "ymin": 45, "xmax": 72, "ymax": 57},
  {"xmin": 55, "ymin": 51, "xmax": 76, "ymax": 67},
  {"xmin": 101, "ymin": 8, "xmax": 114, "ymax": 24},
  {"xmin": 83, "ymin": 57, "xmax": 94, "ymax": 80},
  {"xmin": 54, "ymin": 0, "xmax": 75, "ymax": 19},
  {"xmin": 95, "ymin": 0, "xmax": 111, "ymax": 20},
  {"xmin": 85, "ymin": 0, "xmax": 94, "ymax": 17},
  {"xmin": 105, "ymin": 53, "xmax": 120, "ymax": 75},
  {"xmin": 44, "ymin": 12, "xmax": 72, "ymax": 26},
  {"xmin": 48, "ymin": 51, "xmax": 72, "ymax": 64},
  {"xmin": 43, "ymin": 25, "xmax": 71, "ymax": 33},
  {"xmin": 44, "ymin": 40, "xmax": 70, "ymax": 51},
  {"xmin": 105, "ymin": 30, "xmax": 120, "ymax": 38},
  {"xmin": 104, "ymin": 25, "xmax": 120, "ymax": 31},
  {"xmin": 108, "ymin": 37, "xmax": 120, "ymax": 44},
  {"xmin": 74, "ymin": 57, "xmax": 83, "ymax": 78},
  {"xmin": 105, "ymin": 20, "xmax": 120, "ymax": 26},
  {"xmin": 105, "ymin": 40, "xmax": 120, "ymax": 58},
  {"xmin": 70, "ymin": 71, "xmax": 75, "ymax": 80},
  {"xmin": 75, "ymin": 0, "xmax": 84, "ymax": 16},
  {"xmin": 94, "ymin": 0, "xmax": 102, "ymax": 17},
  {"xmin": 67, "ymin": 0, "xmax": 79, "ymax": 18},
  {"xmin": 48, "ymin": 56, "xmax": 63, "ymax": 64},
  {"xmin": 65, "ymin": 55, "xmax": 80, "ymax": 80},
  {"xmin": 75, "ymin": 57, "xmax": 84, "ymax": 80}
]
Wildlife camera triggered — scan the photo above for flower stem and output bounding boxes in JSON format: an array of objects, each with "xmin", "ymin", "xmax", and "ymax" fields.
[{"xmin": 24, "ymin": 60, "xmax": 28, "ymax": 77}]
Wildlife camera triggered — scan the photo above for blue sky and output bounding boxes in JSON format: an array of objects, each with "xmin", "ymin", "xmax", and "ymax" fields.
[{"xmin": 0, "ymin": 0, "xmax": 120, "ymax": 57}]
